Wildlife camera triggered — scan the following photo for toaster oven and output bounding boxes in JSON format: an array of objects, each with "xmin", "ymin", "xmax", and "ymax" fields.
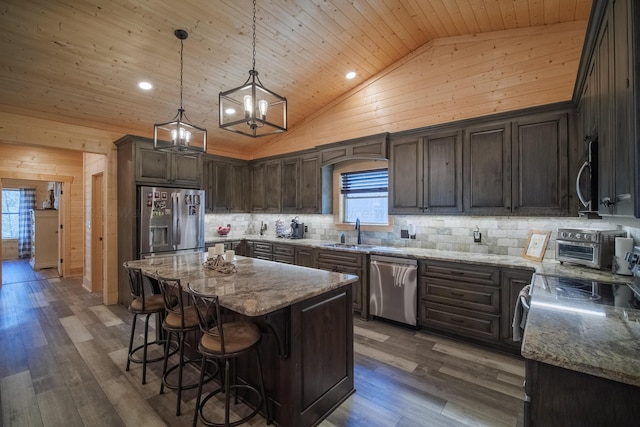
[{"xmin": 556, "ymin": 229, "xmax": 626, "ymax": 270}]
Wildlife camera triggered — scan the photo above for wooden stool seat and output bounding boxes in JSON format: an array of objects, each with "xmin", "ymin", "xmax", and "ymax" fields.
[
  {"xmin": 189, "ymin": 287, "xmax": 271, "ymax": 427},
  {"xmin": 124, "ymin": 262, "xmax": 167, "ymax": 385}
]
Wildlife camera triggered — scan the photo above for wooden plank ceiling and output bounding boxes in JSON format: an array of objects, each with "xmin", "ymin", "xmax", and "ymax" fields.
[{"xmin": 0, "ymin": 0, "xmax": 592, "ymax": 157}]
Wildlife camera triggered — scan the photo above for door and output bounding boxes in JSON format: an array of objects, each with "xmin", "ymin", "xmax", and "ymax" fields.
[{"xmin": 91, "ymin": 173, "xmax": 104, "ymax": 293}]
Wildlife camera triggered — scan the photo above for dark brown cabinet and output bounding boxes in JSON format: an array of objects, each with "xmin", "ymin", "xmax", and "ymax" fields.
[
  {"xmin": 135, "ymin": 141, "xmax": 202, "ymax": 187},
  {"xmin": 294, "ymin": 246, "xmax": 316, "ymax": 268},
  {"xmin": 202, "ymin": 156, "xmax": 248, "ymax": 213},
  {"xmin": 511, "ymin": 112, "xmax": 569, "ymax": 215},
  {"xmin": 463, "ymin": 122, "xmax": 511, "ymax": 214},
  {"xmin": 525, "ymin": 359, "xmax": 640, "ymax": 426},
  {"xmin": 500, "ymin": 268, "xmax": 533, "ymax": 351},
  {"xmin": 253, "ymin": 242, "xmax": 273, "ymax": 261},
  {"xmin": 419, "ymin": 260, "xmax": 501, "ymax": 343},
  {"xmin": 251, "ymin": 153, "xmax": 321, "ymax": 214},
  {"xmin": 316, "ymin": 249, "xmax": 367, "ymax": 318},
  {"xmin": 320, "ymin": 133, "xmax": 388, "ymax": 166},
  {"xmin": 273, "ymin": 243, "xmax": 295, "ymax": 264},
  {"xmin": 575, "ymin": 0, "xmax": 638, "ymax": 217},
  {"xmin": 389, "ymin": 130, "xmax": 462, "ymax": 214}
]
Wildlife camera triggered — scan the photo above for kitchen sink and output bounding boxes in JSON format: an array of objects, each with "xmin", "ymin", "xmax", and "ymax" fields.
[
  {"xmin": 323, "ymin": 243, "xmax": 373, "ymax": 249},
  {"xmin": 322, "ymin": 243, "xmax": 403, "ymax": 252}
]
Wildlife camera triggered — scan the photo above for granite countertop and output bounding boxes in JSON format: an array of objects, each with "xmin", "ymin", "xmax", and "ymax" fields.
[
  {"xmin": 521, "ymin": 274, "xmax": 640, "ymax": 387},
  {"xmin": 207, "ymin": 234, "xmax": 634, "ymax": 283},
  {"xmin": 125, "ymin": 252, "xmax": 357, "ymax": 317}
]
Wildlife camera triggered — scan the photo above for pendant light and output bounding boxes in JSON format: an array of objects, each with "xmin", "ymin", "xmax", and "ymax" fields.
[
  {"xmin": 154, "ymin": 29, "xmax": 207, "ymax": 154},
  {"xmin": 219, "ymin": 0, "xmax": 287, "ymax": 137}
]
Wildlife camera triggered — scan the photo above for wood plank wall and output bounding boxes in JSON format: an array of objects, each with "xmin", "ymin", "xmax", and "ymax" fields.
[
  {"xmin": 253, "ymin": 21, "xmax": 588, "ymax": 158},
  {"xmin": 0, "ymin": 111, "xmax": 122, "ymax": 304}
]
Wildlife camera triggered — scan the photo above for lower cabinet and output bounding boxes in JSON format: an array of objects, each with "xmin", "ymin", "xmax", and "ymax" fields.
[
  {"xmin": 273, "ymin": 243, "xmax": 295, "ymax": 264},
  {"xmin": 294, "ymin": 246, "xmax": 316, "ymax": 268},
  {"xmin": 253, "ymin": 242, "xmax": 273, "ymax": 261},
  {"xmin": 419, "ymin": 260, "xmax": 501, "ymax": 343},
  {"xmin": 525, "ymin": 359, "xmax": 640, "ymax": 426},
  {"xmin": 420, "ymin": 260, "xmax": 533, "ymax": 351},
  {"xmin": 501, "ymin": 268, "xmax": 534, "ymax": 351},
  {"xmin": 316, "ymin": 249, "xmax": 368, "ymax": 319}
]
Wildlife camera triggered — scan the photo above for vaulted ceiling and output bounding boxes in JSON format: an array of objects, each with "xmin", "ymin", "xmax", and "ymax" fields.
[{"xmin": 0, "ymin": 0, "xmax": 592, "ymax": 157}]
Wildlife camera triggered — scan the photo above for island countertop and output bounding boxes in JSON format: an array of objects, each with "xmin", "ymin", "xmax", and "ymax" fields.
[
  {"xmin": 521, "ymin": 273, "xmax": 640, "ymax": 387},
  {"xmin": 125, "ymin": 252, "xmax": 358, "ymax": 316}
]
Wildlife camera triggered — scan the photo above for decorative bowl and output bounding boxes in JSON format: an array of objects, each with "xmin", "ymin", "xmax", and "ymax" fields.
[{"xmin": 217, "ymin": 226, "xmax": 231, "ymax": 236}]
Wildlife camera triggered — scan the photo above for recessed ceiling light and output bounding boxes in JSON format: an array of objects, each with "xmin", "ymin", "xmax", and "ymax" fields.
[
  {"xmin": 345, "ymin": 71, "xmax": 356, "ymax": 80},
  {"xmin": 138, "ymin": 81, "xmax": 153, "ymax": 90}
]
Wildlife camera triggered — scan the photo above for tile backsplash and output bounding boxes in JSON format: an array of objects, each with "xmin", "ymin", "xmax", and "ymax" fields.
[{"xmin": 206, "ymin": 213, "xmax": 640, "ymax": 260}]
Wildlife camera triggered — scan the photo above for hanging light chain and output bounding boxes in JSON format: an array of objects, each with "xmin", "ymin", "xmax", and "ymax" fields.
[
  {"xmin": 252, "ymin": 0, "xmax": 257, "ymax": 72},
  {"xmin": 179, "ymin": 36, "xmax": 184, "ymax": 113}
]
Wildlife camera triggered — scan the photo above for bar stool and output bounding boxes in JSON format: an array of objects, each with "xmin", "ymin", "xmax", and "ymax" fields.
[
  {"xmin": 124, "ymin": 262, "xmax": 166, "ymax": 385},
  {"xmin": 156, "ymin": 275, "xmax": 214, "ymax": 416},
  {"xmin": 189, "ymin": 286, "xmax": 270, "ymax": 427}
]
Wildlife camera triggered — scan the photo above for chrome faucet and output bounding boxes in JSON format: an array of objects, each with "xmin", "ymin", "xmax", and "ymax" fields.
[{"xmin": 355, "ymin": 218, "xmax": 361, "ymax": 244}]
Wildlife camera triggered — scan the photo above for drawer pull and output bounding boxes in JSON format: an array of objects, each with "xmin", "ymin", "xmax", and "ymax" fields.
[
  {"xmin": 450, "ymin": 292, "xmax": 465, "ymax": 297},
  {"xmin": 450, "ymin": 318, "xmax": 465, "ymax": 324},
  {"xmin": 452, "ymin": 271, "xmax": 465, "ymax": 275}
]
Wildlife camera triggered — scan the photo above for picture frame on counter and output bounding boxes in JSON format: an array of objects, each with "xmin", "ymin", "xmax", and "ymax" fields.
[{"xmin": 523, "ymin": 230, "xmax": 550, "ymax": 262}]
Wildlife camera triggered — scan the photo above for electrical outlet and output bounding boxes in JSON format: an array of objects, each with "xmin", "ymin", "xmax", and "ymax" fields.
[{"xmin": 473, "ymin": 230, "xmax": 482, "ymax": 243}]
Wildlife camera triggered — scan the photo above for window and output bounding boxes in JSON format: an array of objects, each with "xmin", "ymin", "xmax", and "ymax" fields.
[
  {"xmin": 2, "ymin": 189, "xmax": 20, "ymax": 239},
  {"xmin": 341, "ymin": 169, "xmax": 388, "ymax": 224}
]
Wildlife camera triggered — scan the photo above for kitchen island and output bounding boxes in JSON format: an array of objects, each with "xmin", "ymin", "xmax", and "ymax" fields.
[
  {"xmin": 521, "ymin": 273, "xmax": 640, "ymax": 426},
  {"xmin": 126, "ymin": 252, "xmax": 358, "ymax": 427}
]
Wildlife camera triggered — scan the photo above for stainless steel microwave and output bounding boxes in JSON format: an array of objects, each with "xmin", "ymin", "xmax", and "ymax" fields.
[{"xmin": 556, "ymin": 229, "xmax": 626, "ymax": 270}]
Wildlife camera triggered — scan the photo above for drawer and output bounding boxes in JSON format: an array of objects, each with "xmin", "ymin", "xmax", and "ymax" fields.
[
  {"xmin": 420, "ymin": 260, "xmax": 499, "ymax": 286},
  {"xmin": 253, "ymin": 242, "xmax": 273, "ymax": 253},
  {"xmin": 316, "ymin": 249, "xmax": 364, "ymax": 268},
  {"xmin": 420, "ymin": 278, "xmax": 500, "ymax": 313},
  {"xmin": 420, "ymin": 301, "xmax": 500, "ymax": 342},
  {"xmin": 273, "ymin": 244, "xmax": 295, "ymax": 257}
]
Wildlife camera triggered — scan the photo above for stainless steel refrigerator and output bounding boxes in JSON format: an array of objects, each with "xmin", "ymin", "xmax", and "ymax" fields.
[{"xmin": 138, "ymin": 186, "xmax": 204, "ymax": 258}]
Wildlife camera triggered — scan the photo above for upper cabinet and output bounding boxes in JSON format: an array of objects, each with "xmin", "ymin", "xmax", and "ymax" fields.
[
  {"xmin": 320, "ymin": 133, "xmax": 388, "ymax": 166},
  {"xmin": 202, "ymin": 155, "xmax": 248, "ymax": 213},
  {"xmin": 135, "ymin": 141, "xmax": 202, "ymax": 188},
  {"xmin": 463, "ymin": 122, "xmax": 512, "ymax": 215},
  {"xmin": 390, "ymin": 106, "xmax": 572, "ymax": 216},
  {"xmin": 250, "ymin": 159, "xmax": 282, "ymax": 213},
  {"xmin": 575, "ymin": 0, "xmax": 638, "ymax": 217},
  {"xmin": 390, "ymin": 130, "xmax": 462, "ymax": 214}
]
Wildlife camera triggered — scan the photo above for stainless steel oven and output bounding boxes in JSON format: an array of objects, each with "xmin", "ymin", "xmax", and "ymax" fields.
[{"xmin": 556, "ymin": 229, "xmax": 627, "ymax": 270}]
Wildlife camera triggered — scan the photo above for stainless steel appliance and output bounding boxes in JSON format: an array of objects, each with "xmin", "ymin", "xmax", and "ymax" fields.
[
  {"xmin": 556, "ymin": 228, "xmax": 626, "ymax": 270},
  {"xmin": 139, "ymin": 186, "xmax": 204, "ymax": 258},
  {"xmin": 531, "ymin": 274, "xmax": 639, "ymax": 310},
  {"xmin": 290, "ymin": 217, "xmax": 305, "ymax": 239},
  {"xmin": 369, "ymin": 255, "xmax": 418, "ymax": 326},
  {"xmin": 576, "ymin": 136, "xmax": 598, "ymax": 216}
]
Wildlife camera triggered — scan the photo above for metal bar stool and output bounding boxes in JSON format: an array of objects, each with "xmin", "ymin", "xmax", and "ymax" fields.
[
  {"xmin": 189, "ymin": 285, "xmax": 271, "ymax": 427},
  {"xmin": 124, "ymin": 262, "xmax": 166, "ymax": 385},
  {"xmin": 157, "ymin": 275, "xmax": 215, "ymax": 416}
]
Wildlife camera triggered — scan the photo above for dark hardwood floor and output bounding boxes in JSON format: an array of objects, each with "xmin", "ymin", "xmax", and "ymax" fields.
[{"xmin": 0, "ymin": 259, "xmax": 524, "ymax": 426}]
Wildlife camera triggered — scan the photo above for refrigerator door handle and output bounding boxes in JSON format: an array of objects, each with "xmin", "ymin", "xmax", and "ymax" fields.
[{"xmin": 173, "ymin": 193, "xmax": 181, "ymax": 247}]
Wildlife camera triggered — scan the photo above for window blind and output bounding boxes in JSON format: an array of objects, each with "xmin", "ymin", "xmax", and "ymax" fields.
[{"xmin": 340, "ymin": 169, "xmax": 388, "ymax": 194}]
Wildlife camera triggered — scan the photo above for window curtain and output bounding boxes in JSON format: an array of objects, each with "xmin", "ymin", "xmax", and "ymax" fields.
[{"xmin": 18, "ymin": 188, "xmax": 36, "ymax": 258}]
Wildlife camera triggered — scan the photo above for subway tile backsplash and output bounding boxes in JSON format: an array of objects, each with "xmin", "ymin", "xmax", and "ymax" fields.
[{"xmin": 205, "ymin": 213, "xmax": 640, "ymax": 260}]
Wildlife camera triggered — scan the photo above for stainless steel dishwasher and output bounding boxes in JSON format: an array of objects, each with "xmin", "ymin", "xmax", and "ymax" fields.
[{"xmin": 369, "ymin": 255, "xmax": 418, "ymax": 326}]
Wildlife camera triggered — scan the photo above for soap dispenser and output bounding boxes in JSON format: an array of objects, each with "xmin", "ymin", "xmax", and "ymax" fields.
[{"xmin": 340, "ymin": 232, "xmax": 345, "ymax": 243}]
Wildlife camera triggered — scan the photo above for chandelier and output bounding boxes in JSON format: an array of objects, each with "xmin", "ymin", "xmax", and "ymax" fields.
[
  {"xmin": 154, "ymin": 29, "xmax": 207, "ymax": 154},
  {"xmin": 218, "ymin": 0, "xmax": 287, "ymax": 137}
]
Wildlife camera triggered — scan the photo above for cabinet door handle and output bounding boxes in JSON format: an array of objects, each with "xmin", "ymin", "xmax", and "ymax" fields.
[
  {"xmin": 450, "ymin": 292, "xmax": 465, "ymax": 297},
  {"xmin": 451, "ymin": 318, "xmax": 465, "ymax": 324}
]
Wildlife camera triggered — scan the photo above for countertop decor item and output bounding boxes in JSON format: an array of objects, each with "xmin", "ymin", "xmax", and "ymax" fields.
[
  {"xmin": 217, "ymin": 225, "xmax": 231, "ymax": 236},
  {"xmin": 218, "ymin": 0, "xmax": 287, "ymax": 137},
  {"xmin": 203, "ymin": 254, "xmax": 237, "ymax": 274},
  {"xmin": 153, "ymin": 29, "xmax": 206, "ymax": 154},
  {"xmin": 523, "ymin": 230, "xmax": 550, "ymax": 262}
]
